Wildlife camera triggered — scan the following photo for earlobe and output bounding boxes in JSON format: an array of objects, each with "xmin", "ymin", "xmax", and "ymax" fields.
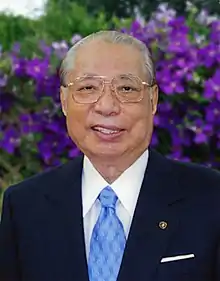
[
  {"xmin": 63, "ymin": 107, "xmax": 67, "ymax": 116},
  {"xmin": 60, "ymin": 87, "xmax": 67, "ymax": 116},
  {"xmin": 151, "ymin": 85, "xmax": 158, "ymax": 115}
]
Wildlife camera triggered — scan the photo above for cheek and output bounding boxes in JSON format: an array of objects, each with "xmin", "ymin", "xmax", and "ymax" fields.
[
  {"xmin": 131, "ymin": 116, "xmax": 152, "ymax": 138},
  {"xmin": 128, "ymin": 104, "xmax": 152, "ymax": 131},
  {"xmin": 66, "ymin": 106, "xmax": 88, "ymax": 138},
  {"xmin": 126, "ymin": 105, "xmax": 154, "ymax": 145}
]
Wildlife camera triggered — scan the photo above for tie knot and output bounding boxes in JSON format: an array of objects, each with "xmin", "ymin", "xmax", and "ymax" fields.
[{"xmin": 98, "ymin": 186, "xmax": 118, "ymax": 209}]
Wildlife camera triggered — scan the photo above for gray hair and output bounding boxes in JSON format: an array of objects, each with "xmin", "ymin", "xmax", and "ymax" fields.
[{"xmin": 59, "ymin": 30, "xmax": 156, "ymax": 87}]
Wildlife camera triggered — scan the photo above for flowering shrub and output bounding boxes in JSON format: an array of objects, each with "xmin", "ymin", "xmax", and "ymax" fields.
[{"xmin": 0, "ymin": 3, "xmax": 220, "ymax": 201}]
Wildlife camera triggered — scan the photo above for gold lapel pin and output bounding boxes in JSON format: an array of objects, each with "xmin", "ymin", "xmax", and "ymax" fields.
[{"xmin": 159, "ymin": 221, "xmax": 168, "ymax": 230}]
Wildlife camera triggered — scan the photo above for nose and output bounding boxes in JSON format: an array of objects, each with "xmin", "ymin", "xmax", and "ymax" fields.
[{"xmin": 93, "ymin": 82, "xmax": 121, "ymax": 116}]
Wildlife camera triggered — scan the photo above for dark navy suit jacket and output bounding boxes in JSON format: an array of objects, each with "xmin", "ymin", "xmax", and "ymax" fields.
[{"xmin": 0, "ymin": 149, "xmax": 220, "ymax": 281}]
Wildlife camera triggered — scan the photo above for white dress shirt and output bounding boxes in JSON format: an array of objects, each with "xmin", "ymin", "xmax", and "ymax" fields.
[{"xmin": 82, "ymin": 149, "xmax": 149, "ymax": 258}]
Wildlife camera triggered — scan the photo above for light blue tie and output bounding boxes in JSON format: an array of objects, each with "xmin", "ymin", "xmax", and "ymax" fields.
[{"xmin": 88, "ymin": 186, "xmax": 126, "ymax": 281}]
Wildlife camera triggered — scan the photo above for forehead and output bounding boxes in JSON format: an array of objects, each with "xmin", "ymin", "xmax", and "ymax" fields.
[{"xmin": 72, "ymin": 40, "xmax": 146, "ymax": 79}]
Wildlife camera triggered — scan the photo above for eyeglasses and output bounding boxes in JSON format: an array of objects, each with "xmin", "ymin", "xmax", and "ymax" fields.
[{"xmin": 64, "ymin": 74, "xmax": 153, "ymax": 104}]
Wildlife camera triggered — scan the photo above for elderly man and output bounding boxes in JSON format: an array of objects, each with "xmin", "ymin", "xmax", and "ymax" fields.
[{"xmin": 0, "ymin": 30, "xmax": 220, "ymax": 281}]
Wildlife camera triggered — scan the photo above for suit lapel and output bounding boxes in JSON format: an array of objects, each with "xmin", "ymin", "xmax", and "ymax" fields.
[
  {"xmin": 43, "ymin": 156, "xmax": 89, "ymax": 281},
  {"xmin": 118, "ymin": 149, "xmax": 185, "ymax": 281}
]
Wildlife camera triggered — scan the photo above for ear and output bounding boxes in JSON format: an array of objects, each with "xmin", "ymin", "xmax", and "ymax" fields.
[
  {"xmin": 60, "ymin": 87, "xmax": 67, "ymax": 116},
  {"xmin": 151, "ymin": 84, "xmax": 159, "ymax": 115}
]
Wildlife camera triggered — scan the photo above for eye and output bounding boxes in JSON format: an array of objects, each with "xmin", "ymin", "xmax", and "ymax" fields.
[
  {"xmin": 79, "ymin": 85, "xmax": 94, "ymax": 91},
  {"xmin": 76, "ymin": 84, "xmax": 100, "ymax": 93},
  {"xmin": 122, "ymin": 86, "xmax": 133, "ymax": 92},
  {"xmin": 117, "ymin": 85, "xmax": 137, "ymax": 92}
]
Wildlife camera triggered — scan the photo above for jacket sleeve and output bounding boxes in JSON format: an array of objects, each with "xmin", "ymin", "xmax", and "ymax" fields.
[{"xmin": 0, "ymin": 190, "xmax": 21, "ymax": 281}]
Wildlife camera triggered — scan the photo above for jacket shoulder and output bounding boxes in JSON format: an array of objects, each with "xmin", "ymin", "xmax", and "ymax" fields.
[
  {"xmin": 4, "ymin": 156, "xmax": 83, "ymax": 198},
  {"xmin": 151, "ymin": 149, "xmax": 220, "ymax": 184},
  {"xmin": 172, "ymin": 159, "xmax": 220, "ymax": 180},
  {"xmin": 168, "ymin": 157, "xmax": 220, "ymax": 193}
]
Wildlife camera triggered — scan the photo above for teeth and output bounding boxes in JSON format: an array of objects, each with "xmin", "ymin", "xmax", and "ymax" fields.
[{"xmin": 94, "ymin": 127, "xmax": 121, "ymax": 134}]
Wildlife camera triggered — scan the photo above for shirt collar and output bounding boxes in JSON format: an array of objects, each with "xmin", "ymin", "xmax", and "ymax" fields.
[{"xmin": 82, "ymin": 149, "xmax": 149, "ymax": 217}]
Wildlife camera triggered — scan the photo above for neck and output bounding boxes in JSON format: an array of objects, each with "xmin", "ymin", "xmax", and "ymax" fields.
[{"xmin": 87, "ymin": 148, "xmax": 148, "ymax": 184}]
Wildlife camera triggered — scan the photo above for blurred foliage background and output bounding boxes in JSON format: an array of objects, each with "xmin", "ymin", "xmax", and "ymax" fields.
[{"xmin": 0, "ymin": 0, "xmax": 219, "ymax": 50}]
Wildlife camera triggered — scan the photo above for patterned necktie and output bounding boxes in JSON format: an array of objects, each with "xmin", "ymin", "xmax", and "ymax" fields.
[{"xmin": 88, "ymin": 186, "xmax": 126, "ymax": 281}]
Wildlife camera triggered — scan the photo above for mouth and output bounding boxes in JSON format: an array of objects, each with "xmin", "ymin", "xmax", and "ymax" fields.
[
  {"xmin": 92, "ymin": 126, "xmax": 124, "ymax": 134},
  {"xmin": 91, "ymin": 125, "xmax": 125, "ymax": 140}
]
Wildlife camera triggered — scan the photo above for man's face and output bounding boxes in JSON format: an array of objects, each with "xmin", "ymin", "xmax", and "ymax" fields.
[{"xmin": 60, "ymin": 40, "xmax": 158, "ymax": 160}]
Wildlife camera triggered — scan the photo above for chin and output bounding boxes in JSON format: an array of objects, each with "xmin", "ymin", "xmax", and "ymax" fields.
[{"xmin": 85, "ymin": 143, "xmax": 125, "ymax": 158}]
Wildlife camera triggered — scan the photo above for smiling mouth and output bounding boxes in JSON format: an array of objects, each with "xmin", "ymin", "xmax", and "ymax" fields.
[{"xmin": 91, "ymin": 126, "xmax": 124, "ymax": 135}]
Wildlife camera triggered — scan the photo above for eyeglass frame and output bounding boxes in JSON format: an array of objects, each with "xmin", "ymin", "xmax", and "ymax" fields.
[{"xmin": 62, "ymin": 74, "xmax": 155, "ymax": 104}]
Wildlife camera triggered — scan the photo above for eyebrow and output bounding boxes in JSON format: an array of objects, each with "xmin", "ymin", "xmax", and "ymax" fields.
[
  {"xmin": 81, "ymin": 72, "xmax": 138, "ymax": 77},
  {"xmin": 82, "ymin": 72, "xmax": 98, "ymax": 76}
]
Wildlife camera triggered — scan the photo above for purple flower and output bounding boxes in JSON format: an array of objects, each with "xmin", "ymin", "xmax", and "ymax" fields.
[
  {"xmin": 160, "ymin": 78, "xmax": 185, "ymax": 95},
  {"xmin": 38, "ymin": 141, "xmax": 53, "ymax": 163},
  {"xmin": 70, "ymin": 34, "xmax": 82, "ymax": 45},
  {"xmin": 188, "ymin": 119, "xmax": 213, "ymax": 144},
  {"xmin": 52, "ymin": 40, "xmax": 69, "ymax": 59},
  {"xmin": 204, "ymin": 69, "xmax": 220, "ymax": 100},
  {"xmin": 35, "ymin": 75, "xmax": 60, "ymax": 100},
  {"xmin": 39, "ymin": 41, "xmax": 52, "ymax": 57},
  {"xmin": 167, "ymin": 33, "xmax": 190, "ymax": 53},
  {"xmin": 158, "ymin": 101, "xmax": 172, "ymax": 112},
  {"xmin": 26, "ymin": 58, "xmax": 49, "ymax": 80},
  {"xmin": 19, "ymin": 113, "xmax": 42, "ymax": 134},
  {"xmin": 45, "ymin": 121, "xmax": 62, "ymax": 133},
  {"xmin": 170, "ymin": 126, "xmax": 191, "ymax": 148},
  {"xmin": 0, "ymin": 127, "xmax": 20, "ymax": 154},
  {"xmin": 154, "ymin": 3, "xmax": 176, "ymax": 23},
  {"xmin": 11, "ymin": 57, "xmax": 27, "ymax": 77},
  {"xmin": 199, "ymin": 43, "xmax": 220, "ymax": 67},
  {"xmin": 156, "ymin": 68, "xmax": 172, "ymax": 86},
  {"xmin": 169, "ymin": 55, "xmax": 197, "ymax": 80},
  {"xmin": 210, "ymin": 20, "xmax": 220, "ymax": 43},
  {"xmin": 168, "ymin": 17, "xmax": 189, "ymax": 34},
  {"xmin": 205, "ymin": 101, "xmax": 220, "ymax": 123},
  {"xmin": 52, "ymin": 40, "xmax": 68, "ymax": 50},
  {"xmin": 129, "ymin": 20, "xmax": 145, "ymax": 41}
]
